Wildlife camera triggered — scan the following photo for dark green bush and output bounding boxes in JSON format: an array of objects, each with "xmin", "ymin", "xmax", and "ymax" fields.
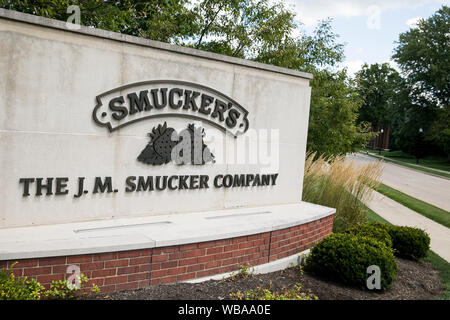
[
  {"xmin": 306, "ymin": 233, "xmax": 398, "ymax": 290},
  {"xmin": 345, "ymin": 224, "xmax": 392, "ymax": 248},
  {"xmin": 368, "ymin": 222, "xmax": 391, "ymax": 232},
  {"xmin": 388, "ymin": 226, "xmax": 430, "ymax": 260},
  {"xmin": 369, "ymin": 223, "xmax": 430, "ymax": 260}
]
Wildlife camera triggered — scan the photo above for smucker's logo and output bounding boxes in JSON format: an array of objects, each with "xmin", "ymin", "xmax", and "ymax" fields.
[
  {"xmin": 93, "ymin": 80, "xmax": 248, "ymax": 165},
  {"xmin": 93, "ymin": 80, "xmax": 249, "ymax": 137}
]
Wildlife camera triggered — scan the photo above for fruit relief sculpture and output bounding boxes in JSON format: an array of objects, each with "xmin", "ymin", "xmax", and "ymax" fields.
[{"xmin": 137, "ymin": 122, "xmax": 215, "ymax": 166}]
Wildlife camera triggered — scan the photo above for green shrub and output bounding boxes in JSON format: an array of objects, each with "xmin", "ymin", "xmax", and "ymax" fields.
[
  {"xmin": 345, "ymin": 224, "xmax": 392, "ymax": 248},
  {"xmin": 228, "ymin": 264, "xmax": 254, "ymax": 281},
  {"xmin": 0, "ymin": 263, "xmax": 44, "ymax": 300},
  {"xmin": 368, "ymin": 222, "xmax": 391, "ymax": 232},
  {"xmin": 388, "ymin": 226, "xmax": 430, "ymax": 260},
  {"xmin": 0, "ymin": 263, "xmax": 99, "ymax": 300},
  {"xmin": 43, "ymin": 274, "xmax": 99, "ymax": 300},
  {"xmin": 369, "ymin": 223, "xmax": 431, "ymax": 260},
  {"xmin": 306, "ymin": 233, "xmax": 398, "ymax": 290}
]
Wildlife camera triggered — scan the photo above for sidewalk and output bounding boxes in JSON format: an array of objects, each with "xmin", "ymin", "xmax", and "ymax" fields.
[
  {"xmin": 366, "ymin": 191, "xmax": 450, "ymax": 262},
  {"xmin": 349, "ymin": 153, "xmax": 450, "ymax": 212}
]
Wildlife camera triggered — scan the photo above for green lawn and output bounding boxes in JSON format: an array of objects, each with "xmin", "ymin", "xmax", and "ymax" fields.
[
  {"xmin": 424, "ymin": 251, "xmax": 450, "ymax": 300},
  {"xmin": 376, "ymin": 183, "xmax": 450, "ymax": 228},
  {"xmin": 377, "ymin": 151, "xmax": 450, "ymax": 172},
  {"xmin": 362, "ymin": 149, "xmax": 450, "ymax": 178},
  {"xmin": 363, "ymin": 205, "xmax": 450, "ymax": 300}
]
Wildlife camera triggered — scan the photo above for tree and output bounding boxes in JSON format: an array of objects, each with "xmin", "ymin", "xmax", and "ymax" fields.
[
  {"xmin": 1, "ymin": 0, "xmax": 373, "ymax": 157},
  {"xmin": 427, "ymin": 107, "xmax": 450, "ymax": 160},
  {"xmin": 184, "ymin": 0, "xmax": 295, "ymax": 60},
  {"xmin": 393, "ymin": 5, "xmax": 450, "ymax": 159},
  {"xmin": 355, "ymin": 63, "xmax": 402, "ymax": 127},
  {"xmin": 0, "ymin": 0, "xmax": 196, "ymax": 42},
  {"xmin": 183, "ymin": 1, "xmax": 371, "ymax": 156},
  {"xmin": 308, "ymin": 69, "xmax": 373, "ymax": 156},
  {"xmin": 301, "ymin": 22, "xmax": 374, "ymax": 157},
  {"xmin": 393, "ymin": 5, "xmax": 449, "ymax": 108},
  {"xmin": 410, "ymin": 130, "xmax": 427, "ymax": 164}
]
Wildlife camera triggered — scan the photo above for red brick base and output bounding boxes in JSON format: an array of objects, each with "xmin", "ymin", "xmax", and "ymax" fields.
[{"xmin": 0, "ymin": 215, "xmax": 334, "ymax": 293}]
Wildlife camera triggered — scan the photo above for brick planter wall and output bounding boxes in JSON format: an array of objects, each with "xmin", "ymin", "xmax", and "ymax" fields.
[{"xmin": 0, "ymin": 214, "xmax": 334, "ymax": 293}]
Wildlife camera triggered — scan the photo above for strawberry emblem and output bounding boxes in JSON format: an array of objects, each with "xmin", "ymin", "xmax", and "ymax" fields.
[
  {"xmin": 137, "ymin": 122, "xmax": 215, "ymax": 165},
  {"xmin": 137, "ymin": 122, "xmax": 178, "ymax": 165}
]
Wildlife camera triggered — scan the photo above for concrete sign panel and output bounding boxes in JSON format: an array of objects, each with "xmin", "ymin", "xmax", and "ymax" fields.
[{"xmin": 0, "ymin": 9, "xmax": 312, "ymax": 228}]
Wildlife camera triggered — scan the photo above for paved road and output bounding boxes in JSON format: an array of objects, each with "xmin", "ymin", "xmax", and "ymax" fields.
[
  {"xmin": 366, "ymin": 191, "xmax": 450, "ymax": 262},
  {"xmin": 347, "ymin": 153, "xmax": 450, "ymax": 212}
]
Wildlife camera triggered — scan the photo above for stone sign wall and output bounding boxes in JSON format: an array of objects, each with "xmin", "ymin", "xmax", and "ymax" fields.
[{"xmin": 0, "ymin": 9, "xmax": 312, "ymax": 228}]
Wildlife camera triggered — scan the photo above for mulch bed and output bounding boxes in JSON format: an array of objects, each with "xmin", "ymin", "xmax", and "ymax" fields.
[{"xmin": 85, "ymin": 258, "xmax": 443, "ymax": 300}]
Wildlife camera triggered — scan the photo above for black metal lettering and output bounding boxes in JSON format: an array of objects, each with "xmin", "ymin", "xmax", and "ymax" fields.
[
  {"xmin": 245, "ymin": 174, "xmax": 255, "ymax": 187},
  {"xmin": 127, "ymin": 90, "xmax": 152, "ymax": 115},
  {"xmin": 222, "ymin": 175, "xmax": 233, "ymax": 188},
  {"xmin": 183, "ymin": 90, "xmax": 200, "ymax": 111},
  {"xmin": 199, "ymin": 94, "xmax": 214, "ymax": 115},
  {"xmin": 93, "ymin": 177, "xmax": 113, "ymax": 194},
  {"xmin": 178, "ymin": 175, "xmax": 189, "ymax": 190},
  {"xmin": 36, "ymin": 178, "xmax": 53, "ymax": 196},
  {"xmin": 55, "ymin": 177, "xmax": 69, "ymax": 195},
  {"xmin": 125, "ymin": 176, "xmax": 137, "ymax": 192},
  {"xmin": 199, "ymin": 175, "xmax": 209, "ymax": 189},
  {"xmin": 226, "ymin": 108, "xmax": 241, "ymax": 128},
  {"xmin": 189, "ymin": 175, "xmax": 199, "ymax": 189},
  {"xmin": 19, "ymin": 178, "xmax": 34, "ymax": 197},
  {"xmin": 169, "ymin": 88, "xmax": 183, "ymax": 109},
  {"xmin": 211, "ymin": 99, "xmax": 227, "ymax": 122},
  {"xmin": 214, "ymin": 175, "xmax": 223, "ymax": 188},
  {"xmin": 155, "ymin": 176, "xmax": 168, "ymax": 190},
  {"xmin": 270, "ymin": 174, "xmax": 279, "ymax": 185},
  {"xmin": 137, "ymin": 176, "xmax": 153, "ymax": 192},
  {"xmin": 252, "ymin": 174, "xmax": 261, "ymax": 186},
  {"xmin": 261, "ymin": 175, "xmax": 271, "ymax": 186},
  {"xmin": 109, "ymin": 96, "xmax": 128, "ymax": 121},
  {"xmin": 168, "ymin": 176, "xmax": 178, "ymax": 190},
  {"xmin": 74, "ymin": 177, "xmax": 86, "ymax": 198},
  {"xmin": 232, "ymin": 174, "xmax": 246, "ymax": 187},
  {"xmin": 151, "ymin": 88, "xmax": 168, "ymax": 109}
]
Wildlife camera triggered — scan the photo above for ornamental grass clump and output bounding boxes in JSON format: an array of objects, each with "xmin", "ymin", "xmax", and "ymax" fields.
[{"xmin": 302, "ymin": 153, "xmax": 383, "ymax": 232}]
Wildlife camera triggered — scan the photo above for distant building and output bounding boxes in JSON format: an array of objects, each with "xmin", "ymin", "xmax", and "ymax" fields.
[{"xmin": 367, "ymin": 125, "xmax": 390, "ymax": 150}]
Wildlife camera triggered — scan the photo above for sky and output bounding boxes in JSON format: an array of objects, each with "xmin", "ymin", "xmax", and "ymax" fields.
[{"xmin": 285, "ymin": 0, "xmax": 449, "ymax": 75}]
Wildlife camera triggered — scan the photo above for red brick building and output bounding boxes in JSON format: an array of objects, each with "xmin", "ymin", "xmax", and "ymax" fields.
[{"xmin": 367, "ymin": 125, "xmax": 390, "ymax": 151}]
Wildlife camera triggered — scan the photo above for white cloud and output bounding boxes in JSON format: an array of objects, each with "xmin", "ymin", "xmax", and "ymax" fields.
[
  {"xmin": 406, "ymin": 17, "xmax": 423, "ymax": 28},
  {"xmin": 342, "ymin": 59, "xmax": 402, "ymax": 77},
  {"xmin": 343, "ymin": 60, "xmax": 365, "ymax": 76},
  {"xmin": 383, "ymin": 59, "xmax": 402, "ymax": 73},
  {"xmin": 366, "ymin": 5, "xmax": 381, "ymax": 30},
  {"xmin": 286, "ymin": 0, "xmax": 448, "ymax": 26}
]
